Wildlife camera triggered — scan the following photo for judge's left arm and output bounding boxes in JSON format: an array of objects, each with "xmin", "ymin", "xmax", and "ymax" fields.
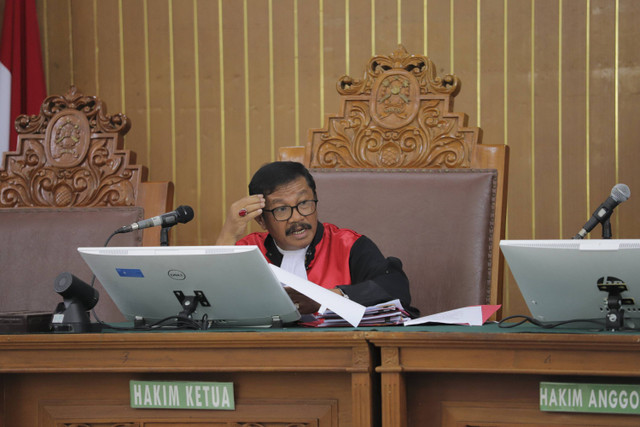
[{"xmin": 336, "ymin": 236, "xmax": 416, "ymax": 315}]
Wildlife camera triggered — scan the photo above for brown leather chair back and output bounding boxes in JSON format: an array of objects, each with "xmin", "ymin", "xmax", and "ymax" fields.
[
  {"xmin": 0, "ymin": 87, "xmax": 174, "ymax": 322},
  {"xmin": 313, "ymin": 169, "xmax": 497, "ymax": 315},
  {"xmin": 281, "ymin": 46, "xmax": 509, "ymax": 317},
  {"xmin": 0, "ymin": 208, "xmax": 145, "ymax": 322}
]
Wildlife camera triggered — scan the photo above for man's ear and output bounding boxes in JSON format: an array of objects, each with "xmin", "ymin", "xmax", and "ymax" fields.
[{"xmin": 255, "ymin": 215, "xmax": 267, "ymax": 230}]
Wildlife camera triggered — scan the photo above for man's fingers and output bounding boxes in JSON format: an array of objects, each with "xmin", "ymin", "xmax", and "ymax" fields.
[{"xmin": 231, "ymin": 195, "xmax": 265, "ymax": 219}]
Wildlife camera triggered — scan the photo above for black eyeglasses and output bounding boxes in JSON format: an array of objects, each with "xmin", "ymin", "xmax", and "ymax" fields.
[{"xmin": 263, "ymin": 199, "xmax": 318, "ymax": 221}]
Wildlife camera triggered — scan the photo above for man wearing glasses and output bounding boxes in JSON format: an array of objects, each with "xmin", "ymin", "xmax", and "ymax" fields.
[{"xmin": 216, "ymin": 161, "xmax": 416, "ymax": 316}]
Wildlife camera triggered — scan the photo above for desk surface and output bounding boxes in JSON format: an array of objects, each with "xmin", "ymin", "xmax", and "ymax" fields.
[
  {"xmin": 367, "ymin": 324, "xmax": 640, "ymax": 377},
  {"xmin": 3, "ymin": 324, "xmax": 639, "ymax": 376},
  {"xmin": 0, "ymin": 329, "xmax": 372, "ymax": 373}
]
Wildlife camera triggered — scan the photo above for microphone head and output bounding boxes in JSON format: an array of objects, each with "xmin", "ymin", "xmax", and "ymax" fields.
[
  {"xmin": 611, "ymin": 183, "xmax": 631, "ymax": 203},
  {"xmin": 175, "ymin": 205, "xmax": 195, "ymax": 224}
]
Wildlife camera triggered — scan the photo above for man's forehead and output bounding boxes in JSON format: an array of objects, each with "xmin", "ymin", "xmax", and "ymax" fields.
[{"xmin": 266, "ymin": 178, "xmax": 314, "ymax": 203}]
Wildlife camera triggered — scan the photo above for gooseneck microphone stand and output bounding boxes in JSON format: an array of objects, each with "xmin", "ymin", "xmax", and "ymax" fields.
[
  {"xmin": 160, "ymin": 226, "xmax": 171, "ymax": 246},
  {"xmin": 602, "ymin": 218, "xmax": 612, "ymax": 239}
]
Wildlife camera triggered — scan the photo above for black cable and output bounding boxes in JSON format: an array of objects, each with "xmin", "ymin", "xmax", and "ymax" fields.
[
  {"xmin": 97, "ymin": 315, "xmax": 208, "ymax": 331},
  {"xmin": 89, "ymin": 230, "xmax": 121, "ymax": 326},
  {"xmin": 498, "ymin": 314, "xmax": 606, "ymax": 330},
  {"xmin": 147, "ymin": 316, "xmax": 203, "ymax": 330},
  {"xmin": 499, "ymin": 314, "xmax": 640, "ymax": 332}
]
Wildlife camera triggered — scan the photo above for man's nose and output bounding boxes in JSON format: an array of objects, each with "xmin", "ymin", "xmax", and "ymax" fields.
[{"xmin": 289, "ymin": 206, "xmax": 305, "ymax": 221}]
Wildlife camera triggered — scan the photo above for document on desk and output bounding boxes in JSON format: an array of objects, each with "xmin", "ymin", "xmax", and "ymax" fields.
[
  {"xmin": 269, "ymin": 265, "xmax": 366, "ymax": 327},
  {"xmin": 404, "ymin": 305, "xmax": 501, "ymax": 326}
]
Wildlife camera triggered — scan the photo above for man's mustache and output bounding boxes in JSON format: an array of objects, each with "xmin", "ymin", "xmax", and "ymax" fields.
[{"xmin": 285, "ymin": 222, "xmax": 312, "ymax": 236}]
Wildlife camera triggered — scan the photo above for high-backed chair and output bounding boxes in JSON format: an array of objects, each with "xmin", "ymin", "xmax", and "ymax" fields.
[
  {"xmin": 280, "ymin": 46, "xmax": 509, "ymax": 317},
  {"xmin": 0, "ymin": 87, "xmax": 173, "ymax": 322}
]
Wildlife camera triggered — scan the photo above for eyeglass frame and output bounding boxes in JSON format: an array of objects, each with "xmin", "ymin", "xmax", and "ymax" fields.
[{"xmin": 262, "ymin": 199, "xmax": 319, "ymax": 221}]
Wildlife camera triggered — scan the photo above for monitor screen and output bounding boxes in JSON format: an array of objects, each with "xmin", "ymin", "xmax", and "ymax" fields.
[
  {"xmin": 78, "ymin": 245, "xmax": 300, "ymax": 327},
  {"xmin": 500, "ymin": 239, "xmax": 640, "ymax": 328}
]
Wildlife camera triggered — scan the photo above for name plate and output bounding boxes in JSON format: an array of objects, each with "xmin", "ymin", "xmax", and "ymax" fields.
[
  {"xmin": 130, "ymin": 380, "xmax": 235, "ymax": 410},
  {"xmin": 541, "ymin": 382, "xmax": 640, "ymax": 415}
]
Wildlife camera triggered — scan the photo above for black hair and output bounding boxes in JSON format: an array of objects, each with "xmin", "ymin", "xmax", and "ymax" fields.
[{"xmin": 248, "ymin": 161, "xmax": 317, "ymax": 197}]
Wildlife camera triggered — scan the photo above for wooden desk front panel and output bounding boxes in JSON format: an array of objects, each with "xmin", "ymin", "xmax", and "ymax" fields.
[
  {"xmin": 5, "ymin": 372, "xmax": 343, "ymax": 426},
  {"xmin": 407, "ymin": 372, "xmax": 640, "ymax": 426},
  {"xmin": 0, "ymin": 331, "xmax": 374, "ymax": 427},
  {"xmin": 370, "ymin": 330, "xmax": 640, "ymax": 427}
]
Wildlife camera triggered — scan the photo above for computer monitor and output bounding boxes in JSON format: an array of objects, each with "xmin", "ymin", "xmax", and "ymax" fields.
[
  {"xmin": 500, "ymin": 239, "xmax": 640, "ymax": 328},
  {"xmin": 78, "ymin": 245, "xmax": 300, "ymax": 327}
]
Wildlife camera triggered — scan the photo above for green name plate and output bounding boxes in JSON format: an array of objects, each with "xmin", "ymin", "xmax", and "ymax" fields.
[
  {"xmin": 541, "ymin": 382, "xmax": 640, "ymax": 415},
  {"xmin": 130, "ymin": 380, "xmax": 235, "ymax": 410}
]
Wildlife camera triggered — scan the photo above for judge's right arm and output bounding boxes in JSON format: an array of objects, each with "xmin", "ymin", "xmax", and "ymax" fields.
[{"xmin": 215, "ymin": 194, "xmax": 265, "ymax": 245}]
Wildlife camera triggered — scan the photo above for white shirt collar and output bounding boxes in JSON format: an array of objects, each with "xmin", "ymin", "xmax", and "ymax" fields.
[{"xmin": 275, "ymin": 242, "xmax": 308, "ymax": 280}]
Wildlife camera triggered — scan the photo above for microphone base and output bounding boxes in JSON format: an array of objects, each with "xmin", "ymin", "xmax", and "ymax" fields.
[{"xmin": 51, "ymin": 322, "xmax": 103, "ymax": 334}]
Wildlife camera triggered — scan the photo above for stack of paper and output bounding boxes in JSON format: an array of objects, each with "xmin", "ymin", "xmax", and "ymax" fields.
[
  {"xmin": 301, "ymin": 299, "xmax": 410, "ymax": 327},
  {"xmin": 403, "ymin": 305, "xmax": 501, "ymax": 326},
  {"xmin": 270, "ymin": 265, "xmax": 366, "ymax": 327}
]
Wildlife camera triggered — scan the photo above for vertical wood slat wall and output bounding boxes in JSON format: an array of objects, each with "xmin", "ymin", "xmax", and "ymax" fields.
[{"xmin": 2, "ymin": 0, "xmax": 639, "ymax": 317}]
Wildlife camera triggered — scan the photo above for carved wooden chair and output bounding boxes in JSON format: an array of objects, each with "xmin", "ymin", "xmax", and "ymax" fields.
[
  {"xmin": 0, "ymin": 87, "xmax": 173, "ymax": 321},
  {"xmin": 280, "ymin": 45, "xmax": 509, "ymax": 318}
]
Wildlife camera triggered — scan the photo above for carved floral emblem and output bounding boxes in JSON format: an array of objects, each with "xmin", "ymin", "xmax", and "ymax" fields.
[
  {"xmin": 371, "ymin": 71, "xmax": 419, "ymax": 129},
  {"xmin": 0, "ymin": 87, "xmax": 140, "ymax": 208},
  {"xmin": 310, "ymin": 46, "xmax": 475, "ymax": 169},
  {"xmin": 46, "ymin": 110, "xmax": 90, "ymax": 167}
]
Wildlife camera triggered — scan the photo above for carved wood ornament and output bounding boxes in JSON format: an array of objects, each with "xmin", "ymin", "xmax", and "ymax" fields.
[
  {"xmin": 0, "ymin": 86, "xmax": 144, "ymax": 208},
  {"xmin": 308, "ymin": 45, "xmax": 479, "ymax": 169}
]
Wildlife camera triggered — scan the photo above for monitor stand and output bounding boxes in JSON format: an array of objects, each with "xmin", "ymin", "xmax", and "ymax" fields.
[
  {"xmin": 173, "ymin": 290, "xmax": 211, "ymax": 319},
  {"xmin": 598, "ymin": 280, "xmax": 635, "ymax": 331}
]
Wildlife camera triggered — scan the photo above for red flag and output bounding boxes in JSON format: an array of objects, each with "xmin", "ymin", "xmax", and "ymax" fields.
[{"xmin": 0, "ymin": 0, "xmax": 47, "ymax": 154}]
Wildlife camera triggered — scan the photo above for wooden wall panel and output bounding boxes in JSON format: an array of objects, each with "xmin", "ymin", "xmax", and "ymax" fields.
[
  {"xmin": 534, "ymin": 0, "xmax": 561, "ymax": 239},
  {"xmin": 425, "ymin": 0, "xmax": 451, "ymax": 74},
  {"xmin": 271, "ymin": 0, "xmax": 296, "ymax": 155},
  {"xmin": 122, "ymin": 0, "xmax": 151, "ymax": 167},
  {"xmin": 146, "ymin": 1, "xmax": 174, "ymax": 184},
  {"xmin": 323, "ymin": 0, "xmax": 346, "ymax": 122},
  {"xmin": 69, "ymin": 0, "xmax": 96, "ymax": 96},
  {"xmin": 400, "ymin": 0, "xmax": 424, "ymax": 56},
  {"xmin": 588, "ymin": 0, "xmax": 617, "ymax": 234},
  {"xmin": 171, "ymin": 0, "xmax": 199, "ymax": 246},
  {"xmin": 618, "ymin": 0, "xmax": 640, "ymax": 239},
  {"xmin": 221, "ymin": 0, "xmax": 250, "ymax": 232},
  {"xmin": 43, "ymin": 0, "xmax": 72, "ymax": 95},
  {"xmin": 504, "ymin": 0, "xmax": 534, "ymax": 315},
  {"xmin": 478, "ymin": 0, "xmax": 505, "ymax": 144},
  {"xmin": 561, "ymin": 0, "xmax": 588, "ymax": 241},
  {"xmin": 298, "ymin": 0, "xmax": 322, "ymax": 143},
  {"xmin": 1, "ymin": 0, "xmax": 635, "ymax": 316},
  {"xmin": 247, "ymin": 0, "xmax": 272, "ymax": 169},
  {"xmin": 452, "ymin": 0, "xmax": 477, "ymax": 126},
  {"xmin": 349, "ymin": 0, "xmax": 374, "ymax": 65},
  {"xmin": 372, "ymin": 0, "xmax": 398, "ymax": 63},
  {"xmin": 195, "ymin": 0, "xmax": 224, "ymax": 245},
  {"xmin": 95, "ymin": 0, "xmax": 123, "ymax": 114}
]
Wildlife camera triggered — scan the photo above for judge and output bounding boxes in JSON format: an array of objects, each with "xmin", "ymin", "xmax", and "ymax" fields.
[{"xmin": 216, "ymin": 161, "xmax": 417, "ymax": 316}]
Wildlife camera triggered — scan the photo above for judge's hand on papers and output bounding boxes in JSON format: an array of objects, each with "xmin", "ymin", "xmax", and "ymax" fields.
[{"xmin": 285, "ymin": 286, "xmax": 343, "ymax": 314}]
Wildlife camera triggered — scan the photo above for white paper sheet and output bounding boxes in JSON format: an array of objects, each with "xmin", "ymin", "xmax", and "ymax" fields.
[
  {"xmin": 404, "ymin": 306, "xmax": 484, "ymax": 326},
  {"xmin": 269, "ymin": 265, "xmax": 366, "ymax": 327}
]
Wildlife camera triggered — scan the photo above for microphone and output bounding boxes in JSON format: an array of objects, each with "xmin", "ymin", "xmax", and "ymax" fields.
[
  {"xmin": 116, "ymin": 205, "xmax": 194, "ymax": 234},
  {"xmin": 573, "ymin": 184, "xmax": 630, "ymax": 239}
]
